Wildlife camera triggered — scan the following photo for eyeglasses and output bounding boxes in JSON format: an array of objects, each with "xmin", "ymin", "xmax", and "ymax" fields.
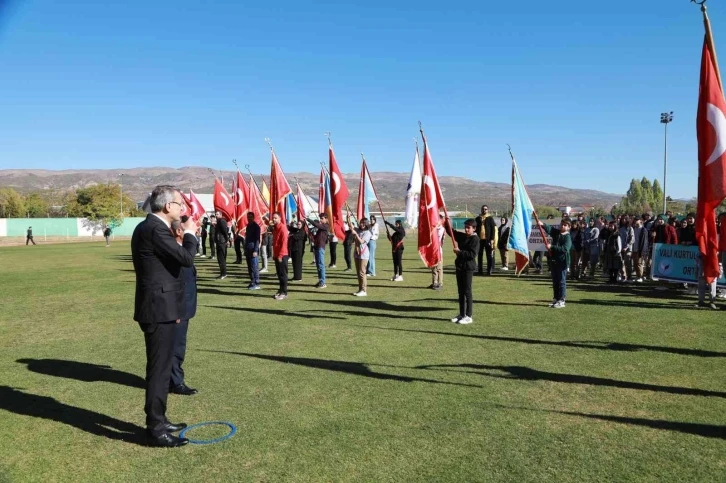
[{"xmin": 169, "ymin": 201, "xmax": 183, "ymax": 208}]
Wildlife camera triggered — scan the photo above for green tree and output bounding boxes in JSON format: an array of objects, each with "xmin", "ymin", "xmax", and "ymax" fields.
[
  {"xmin": 23, "ymin": 193, "xmax": 50, "ymax": 218},
  {"xmin": 652, "ymin": 179, "xmax": 664, "ymax": 212},
  {"xmin": 640, "ymin": 177, "xmax": 654, "ymax": 207},
  {"xmin": 71, "ymin": 183, "xmax": 133, "ymax": 225},
  {"xmin": 0, "ymin": 188, "xmax": 26, "ymax": 218}
]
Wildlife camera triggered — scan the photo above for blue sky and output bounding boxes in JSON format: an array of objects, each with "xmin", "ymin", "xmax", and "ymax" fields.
[{"xmin": 0, "ymin": 0, "xmax": 718, "ymax": 198}]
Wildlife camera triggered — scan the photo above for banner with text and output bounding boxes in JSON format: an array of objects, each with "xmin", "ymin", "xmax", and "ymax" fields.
[
  {"xmin": 651, "ymin": 243, "xmax": 726, "ymax": 286},
  {"xmin": 527, "ymin": 219, "xmax": 560, "ymax": 252}
]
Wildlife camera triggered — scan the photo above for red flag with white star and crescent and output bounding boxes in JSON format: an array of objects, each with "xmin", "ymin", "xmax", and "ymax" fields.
[
  {"xmin": 696, "ymin": 20, "xmax": 726, "ymax": 284},
  {"xmin": 417, "ymin": 131, "xmax": 446, "ymax": 268}
]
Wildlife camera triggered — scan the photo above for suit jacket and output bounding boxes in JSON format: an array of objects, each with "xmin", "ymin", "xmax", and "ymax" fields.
[
  {"xmin": 132, "ymin": 214, "xmax": 196, "ymax": 324},
  {"xmin": 475, "ymin": 215, "xmax": 497, "ymax": 242},
  {"xmin": 182, "ymin": 236, "xmax": 198, "ymax": 320}
]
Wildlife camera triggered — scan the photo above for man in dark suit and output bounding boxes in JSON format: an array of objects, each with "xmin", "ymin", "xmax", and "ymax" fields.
[
  {"xmin": 131, "ymin": 185, "xmax": 196, "ymax": 448},
  {"xmin": 169, "ymin": 217, "xmax": 199, "ymax": 396}
]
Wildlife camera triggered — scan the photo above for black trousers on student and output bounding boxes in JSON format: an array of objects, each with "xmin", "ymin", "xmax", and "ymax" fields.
[
  {"xmin": 392, "ymin": 249, "xmax": 404, "ymax": 276},
  {"xmin": 138, "ymin": 321, "xmax": 177, "ymax": 437},
  {"xmin": 456, "ymin": 269, "xmax": 473, "ymax": 317},
  {"xmin": 343, "ymin": 242, "xmax": 352, "ymax": 269},
  {"xmin": 216, "ymin": 244, "xmax": 227, "ymax": 276},
  {"xmin": 234, "ymin": 236, "xmax": 243, "ymax": 263},
  {"xmin": 291, "ymin": 250, "xmax": 303, "ymax": 280},
  {"xmin": 477, "ymin": 241, "xmax": 494, "ymax": 274},
  {"xmin": 169, "ymin": 318, "xmax": 189, "ymax": 388},
  {"xmin": 200, "ymin": 235, "xmax": 207, "ymax": 255},
  {"xmin": 209, "ymin": 236, "xmax": 216, "ymax": 258},
  {"xmin": 275, "ymin": 256, "xmax": 289, "ymax": 294},
  {"xmin": 330, "ymin": 242, "xmax": 338, "ymax": 266}
]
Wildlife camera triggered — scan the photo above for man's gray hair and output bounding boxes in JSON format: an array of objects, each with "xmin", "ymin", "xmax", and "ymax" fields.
[
  {"xmin": 171, "ymin": 220, "xmax": 182, "ymax": 232},
  {"xmin": 150, "ymin": 185, "xmax": 177, "ymax": 213}
]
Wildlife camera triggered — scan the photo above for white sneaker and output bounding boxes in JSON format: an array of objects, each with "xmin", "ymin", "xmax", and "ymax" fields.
[
  {"xmin": 548, "ymin": 299, "xmax": 557, "ymax": 308},
  {"xmin": 635, "ymin": 278, "xmax": 643, "ymax": 283},
  {"xmin": 260, "ymin": 268, "xmax": 269, "ymax": 273},
  {"xmin": 353, "ymin": 291, "xmax": 367, "ymax": 297},
  {"xmin": 458, "ymin": 316, "xmax": 473, "ymax": 325},
  {"xmin": 552, "ymin": 300, "xmax": 565, "ymax": 309},
  {"xmin": 450, "ymin": 315, "xmax": 463, "ymax": 323},
  {"xmin": 500, "ymin": 266, "xmax": 509, "ymax": 271},
  {"xmin": 394, "ymin": 276, "xmax": 403, "ymax": 282}
]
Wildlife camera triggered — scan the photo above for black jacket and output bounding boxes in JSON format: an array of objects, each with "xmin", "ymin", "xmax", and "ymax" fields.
[
  {"xmin": 497, "ymin": 225, "xmax": 510, "ymax": 250},
  {"xmin": 215, "ymin": 220, "xmax": 229, "ymax": 245},
  {"xmin": 475, "ymin": 215, "xmax": 496, "ymax": 242},
  {"xmin": 182, "ymin": 236, "xmax": 198, "ymax": 320},
  {"xmin": 289, "ymin": 225, "xmax": 307, "ymax": 253},
  {"xmin": 385, "ymin": 221, "xmax": 405, "ymax": 251},
  {"xmin": 131, "ymin": 214, "xmax": 196, "ymax": 324},
  {"xmin": 452, "ymin": 230, "xmax": 479, "ymax": 271},
  {"xmin": 308, "ymin": 219, "xmax": 329, "ymax": 249}
]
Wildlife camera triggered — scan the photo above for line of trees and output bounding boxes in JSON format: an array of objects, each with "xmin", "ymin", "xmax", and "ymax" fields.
[
  {"xmin": 613, "ymin": 177, "xmax": 697, "ymax": 216},
  {"xmin": 0, "ymin": 184, "xmax": 143, "ymax": 224}
]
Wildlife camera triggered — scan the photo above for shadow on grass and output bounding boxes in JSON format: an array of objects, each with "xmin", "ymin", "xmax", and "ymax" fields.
[
  {"xmin": 552, "ymin": 410, "xmax": 726, "ymax": 440},
  {"xmin": 202, "ymin": 305, "xmax": 347, "ymax": 321},
  {"xmin": 418, "ymin": 364, "xmax": 726, "ymax": 398},
  {"xmin": 316, "ymin": 299, "xmax": 448, "ymax": 313},
  {"xmin": 16, "ymin": 359, "xmax": 145, "ymax": 389},
  {"xmin": 198, "ymin": 350, "xmax": 482, "ymax": 388},
  {"xmin": 358, "ymin": 326, "xmax": 726, "ymax": 358},
  {"xmin": 0, "ymin": 386, "xmax": 144, "ymax": 444}
]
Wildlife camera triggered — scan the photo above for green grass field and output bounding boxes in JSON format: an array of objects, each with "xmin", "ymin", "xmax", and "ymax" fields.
[{"xmin": 0, "ymin": 241, "xmax": 724, "ymax": 482}]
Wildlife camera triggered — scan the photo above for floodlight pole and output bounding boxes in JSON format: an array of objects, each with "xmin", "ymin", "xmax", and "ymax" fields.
[{"xmin": 660, "ymin": 111, "xmax": 673, "ymax": 215}]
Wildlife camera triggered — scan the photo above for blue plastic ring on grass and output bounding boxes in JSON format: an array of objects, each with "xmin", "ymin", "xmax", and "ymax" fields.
[{"xmin": 179, "ymin": 421, "xmax": 237, "ymax": 445}]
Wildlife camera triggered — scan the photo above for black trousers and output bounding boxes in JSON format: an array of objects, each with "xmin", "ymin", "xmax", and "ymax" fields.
[
  {"xmin": 329, "ymin": 242, "xmax": 338, "ymax": 266},
  {"xmin": 291, "ymin": 250, "xmax": 303, "ymax": 280},
  {"xmin": 170, "ymin": 318, "xmax": 189, "ymax": 388},
  {"xmin": 26, "ymin": 236, "xmax": 36, "ymax": 245},
  {"xmin": 200, "ymin": 235, "xmax": 207, "ymax": 255},
  {"xmin": 392, "ymin": 249, "xmax": 403, "ymax": 276},
  {"xmin": 234, "ymin": 236, "xmax": 243, "ymax": 263},
  {"xmin": 275, "ymin": 256, "xmax": 289, "ymax": 294},
  {"xmin": 209, "ymin": 236, "xmax": 216, "ymax": 258},
  {"xmin": 216, "ymin": 244, "xmax": 227, "ymax": 275},
  {"xmin": 456, "ymin": 270, "xmax": 473, "ymax": 317},
  {"xmin": 139, "ymin": 321, "xmax": 177, "ymax": 437},
  {"xmin": 343, "ymin": 243, "xmax": 352, "ymax": 269},
  {"xmin": 478, "ymin": 241, "xmax": 494, "ymax": 274}
]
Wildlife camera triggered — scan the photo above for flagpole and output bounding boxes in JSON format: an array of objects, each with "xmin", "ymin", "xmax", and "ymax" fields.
[
  {"xmin": 419, "ymin": 122, "xmax": 457, "ymax": 249},
  {"xmin": 698, "ymin": 0, "xmax": 723, "ymax": 89},
  {"xmin": 507, "ymin": 145, "xmax": 551, "ymax": 254},
  {"xmin": 361, "ymin": 153, "xmax": 391, "ymax": 237}
]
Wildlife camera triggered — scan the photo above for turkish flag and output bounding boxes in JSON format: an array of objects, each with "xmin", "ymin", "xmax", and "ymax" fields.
[
  {"xmin": 248, "ymin": 175, "xmax": 267, "ymax": 225},
  {"xmin": 329, "ymin": 146, "xmax": 350, "ymax": 239},
  {"xmin": 213, "ymin": 178, "xmax": 235, "ymax": 222},
  {"xmin": 186, "ymin": 190, "xmax": 206, "ymax": 223},
  {"xmin": 296, "ymin": 183, "xmax": 308, "ymax": 221},
  {"xmin": 179, "ymin": 192, "xmax": 192, "ymax": 218},
  {"xmin": 235, "ymin": 171, "xmax": 250, "ymax": 231},
  {"xmin": 417, "ymin": 132, "xmax": 446, "ymax": 268},
  {"xmin": 269, "ymin": 151, "xmax": 293, "ymax": 219},
  {"xmin": 696, "ymin": 36, "xmax": 726, "ymax": 283}
]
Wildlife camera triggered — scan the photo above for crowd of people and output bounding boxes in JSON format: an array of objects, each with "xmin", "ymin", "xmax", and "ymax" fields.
[{"xmin": 130, "ymin": 185, "xmax": 723, "ymax": 447}]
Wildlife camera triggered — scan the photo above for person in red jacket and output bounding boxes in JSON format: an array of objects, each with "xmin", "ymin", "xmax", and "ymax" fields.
[
  {"xmin": 653, "ymin": 216, "xmax": 678, "ymax": 245},
  {"xmin": 271, "ymin": 212, "xmax": 290, "ymax": 300}
]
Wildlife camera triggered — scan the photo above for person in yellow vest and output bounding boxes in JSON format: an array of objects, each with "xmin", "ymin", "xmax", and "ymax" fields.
[{"xmin": 474, "ymin": 205, "xmax": 497, "ymax": 275}]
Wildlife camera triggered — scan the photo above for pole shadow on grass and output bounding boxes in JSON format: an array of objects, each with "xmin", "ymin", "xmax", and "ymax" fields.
[
  {"xmin": 16, "ymin": 359, "xmax": 145, "ymax": 389},
  {"xmin": 359, "ymin": 326, "xmax": 726, "ymax": 358},
  {"xmin": 202, "ymin": 305, "xmax": 347, "ymax": 321},
  {"xmin": 0, "ymin": 386, "xmax": 144, "ymax": 444},
  {"xmin": 416, "ymin": 364, "xmax": 726, "ymax": 399},
  {"xmin": 551, "ymin": 410, "xmax": 726, "ymax": 440},
  {"xmin": 199, "ymin": 350, "xmax": 482, "ymax": 388}
]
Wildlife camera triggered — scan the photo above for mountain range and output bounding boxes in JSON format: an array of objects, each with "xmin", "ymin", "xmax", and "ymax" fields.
[{"xmin": 0, "ymin": 167, "xmax": 622, "ymax": 212}]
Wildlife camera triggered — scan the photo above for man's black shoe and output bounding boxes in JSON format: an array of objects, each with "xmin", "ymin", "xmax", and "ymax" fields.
[
  {"xmin": 146, "ymin": 432, "xmax": 189, "ymax": 448},
  {"xmin": 170, "ymin": 384, "xmax": 198, "ymax": 396},
  {"xmin": 164, "ymin": 422, "xmax": 187, "ymax": 433}
]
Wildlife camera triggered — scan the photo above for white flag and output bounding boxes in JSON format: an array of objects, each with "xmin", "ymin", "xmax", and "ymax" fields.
[{"xmin": 405, "ymin": 146, "xmax": 422, "ymax": 228}]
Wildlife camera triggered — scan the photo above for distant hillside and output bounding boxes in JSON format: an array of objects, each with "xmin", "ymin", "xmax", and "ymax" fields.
[{"xmin": 0, "ymin": 167, "xmax": 622, "ymax": 212}]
